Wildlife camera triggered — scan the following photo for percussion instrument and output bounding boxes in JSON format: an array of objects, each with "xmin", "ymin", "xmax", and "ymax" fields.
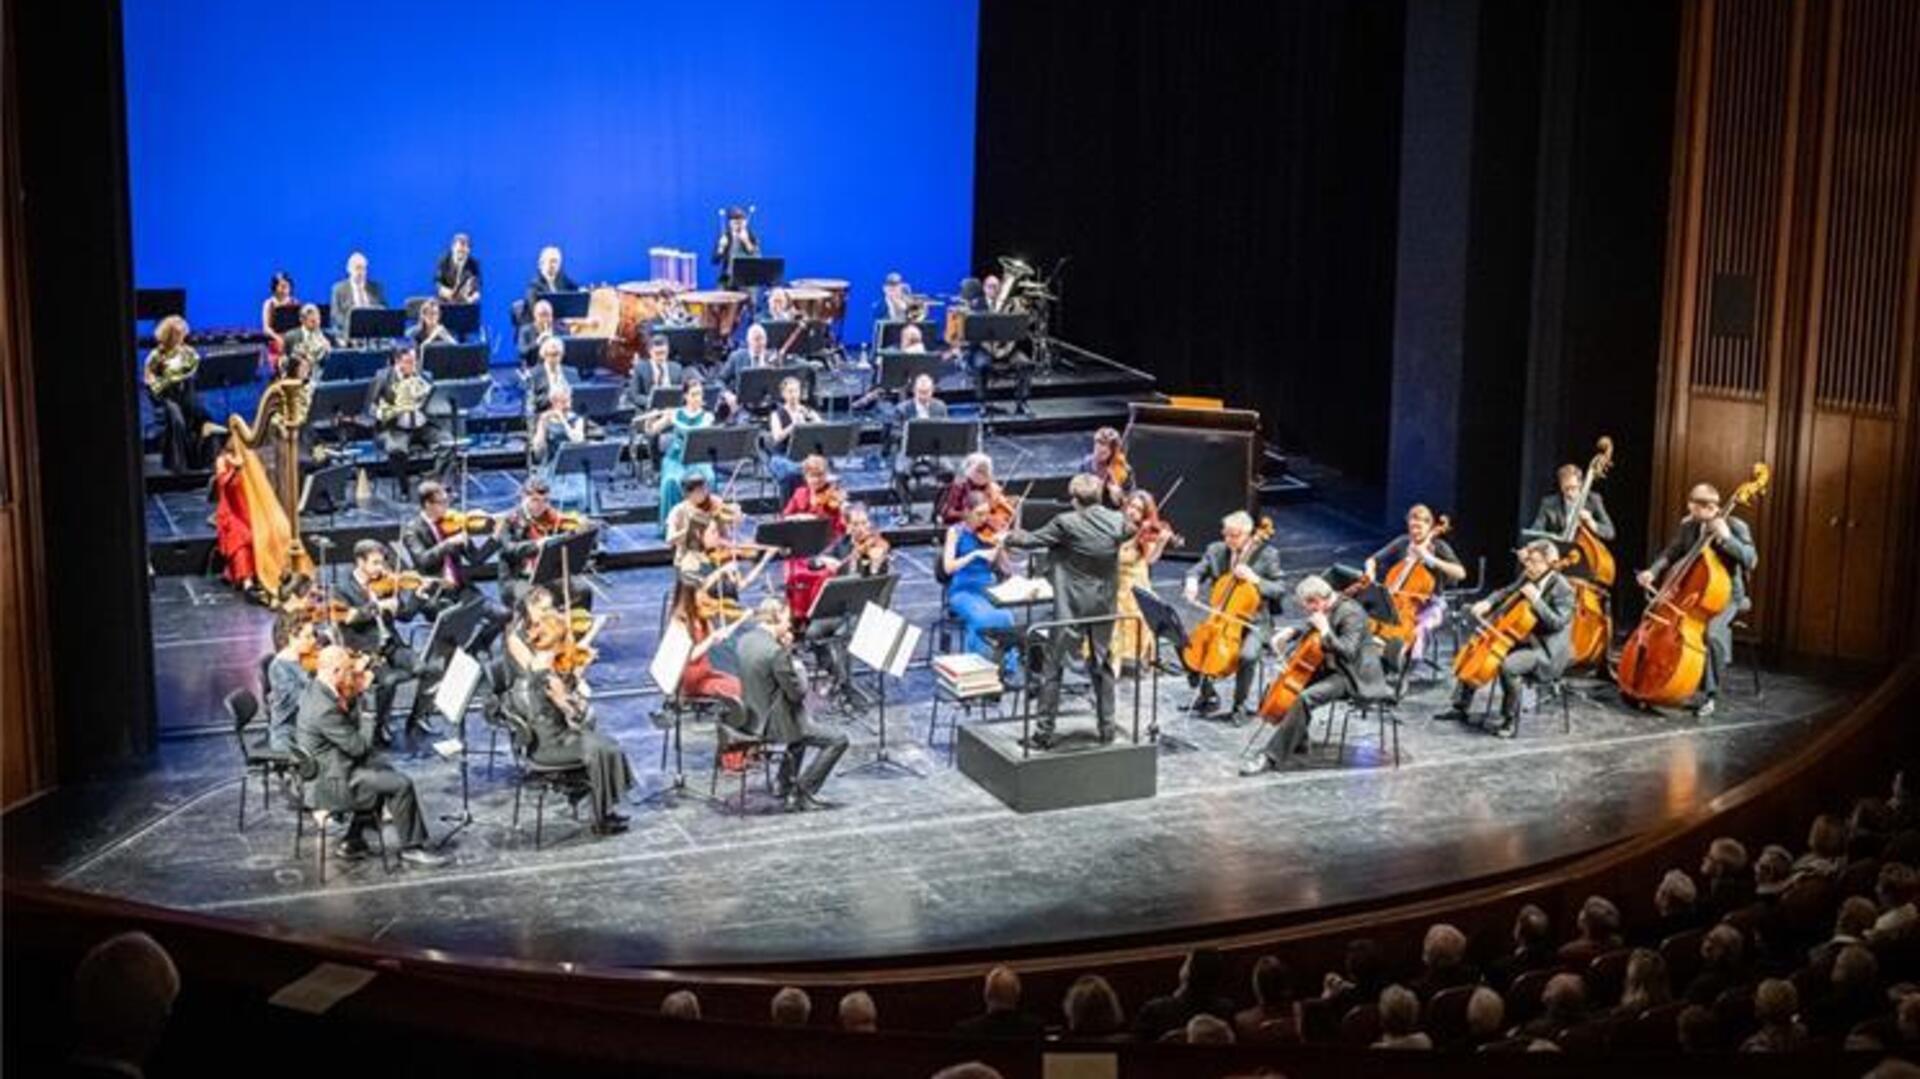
[
  {"xmin": 649, "ymin": 247, "xmax": 699, "ymax": 290},
  {"xmin": 784, "ymin": 287, "xmax": 833, "ymax": 322},
  {"xmin": 678, "ymin": 290, "xmax": 750, "ymax": 341},
  {"xmin": 789, "ymin": 277, "xmax": 850, "ymax": 325}
]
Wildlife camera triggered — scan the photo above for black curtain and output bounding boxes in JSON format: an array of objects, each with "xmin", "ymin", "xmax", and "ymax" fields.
[{"xmin": 973, "ymin": 0, "xmax": 1407, "ymax": 484}]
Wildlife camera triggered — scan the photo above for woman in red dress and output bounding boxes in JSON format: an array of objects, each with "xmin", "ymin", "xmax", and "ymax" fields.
[
  {"xmin": 211, "ymin": 435, "xmax": 263, "ymax": 600},
  {"xmin": 780, "ymin": 455, "xmax": 847, "ymax": 621},
  {"xmin": 260, "ymin": 270, "xmax": 299, "ymax": 370}
]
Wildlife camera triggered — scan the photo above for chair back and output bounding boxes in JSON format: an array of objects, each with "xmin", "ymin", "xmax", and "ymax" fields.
[
  {"xmin": 1658, "ymin": 928, "xmax": 1706, "ymax": 989},
  {"xmin": 1617, "ymin": 1000, "xmax": 1686, "ymax": 1050},
  {"xmin": 225, "ymin": 689, "xmax": 260, "ymax": 758},
  {"xmin": 1505, "ymin": 968, "xmax": 1557, "ymax": 1025},
  {"xmin": 1425, "ymin": 984, "xmax": 1475, "ymax": 1045},
  {"xmin": 1338, "ymin": 1002, "xmax": 1381, "ymax": 1046},
  {"xmin": 1586, "ymin": 947, "xmax": 1634, "ymax": 1007}
]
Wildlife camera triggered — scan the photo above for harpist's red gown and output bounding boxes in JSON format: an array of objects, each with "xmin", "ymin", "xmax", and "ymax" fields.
[{"xmin": 212, "ymin": 458, "xmax": 256, "ymax": 586}]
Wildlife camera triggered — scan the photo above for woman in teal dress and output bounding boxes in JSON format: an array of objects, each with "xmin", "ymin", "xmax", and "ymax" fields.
[{"xmin": 645, "ymin": 377, "xmax": 715, "ymax": 521}]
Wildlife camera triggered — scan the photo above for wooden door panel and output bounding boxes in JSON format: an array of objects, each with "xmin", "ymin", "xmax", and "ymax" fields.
[
  {"xmin": 1836, "ymin": 416, "xmax": 1895, "ymax": 661},
  {"xmin": 1790, "ymin": 410, "xmax": 1853, "ymax": 655}
]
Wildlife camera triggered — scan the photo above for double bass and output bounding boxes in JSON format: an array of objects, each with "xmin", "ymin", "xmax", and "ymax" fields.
[
  {"xmin": 1451, "ymin": 551, "xmax": 1580, "ymax": 689},
  {"xmin": 1257, "ymin": 576, "xmax": 1370, "ymax": 719},
  {"xmin": 1375, "ymin": 515, "xmax": 1451, "ymax": 644},
  {"xmin": 1551, "ymin": 437, "xmax": 1617, "ymax": 668},
  {"xmin": 1181, "ymin": 517, "xmax": 1277, "ymax": 679},
  {"xmin": 1616, "ymin": 464, "xmax": 1769, "ymax": 707}
]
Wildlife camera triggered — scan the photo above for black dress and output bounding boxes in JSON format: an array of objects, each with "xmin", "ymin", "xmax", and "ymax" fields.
[{"xmin": 510, "ymin": 670, "xmax": 633, "ymax": 824}]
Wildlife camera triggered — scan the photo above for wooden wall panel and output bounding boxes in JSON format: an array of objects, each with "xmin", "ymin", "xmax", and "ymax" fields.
[{"xmin": 1657, "ymin": 0, "xmax": 1920, "ymax": 665}]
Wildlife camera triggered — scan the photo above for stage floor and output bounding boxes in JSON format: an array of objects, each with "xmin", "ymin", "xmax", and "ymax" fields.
[{"xmin": 4, "ymin": 495, "xmax": 1854, "ymax": 969}]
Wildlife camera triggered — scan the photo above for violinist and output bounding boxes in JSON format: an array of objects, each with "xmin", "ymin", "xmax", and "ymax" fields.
[
  {"xmin": 1112, "ymin": 490, "xmax": 1179, "ymax": 672},
  {"xmin": 765, "ymin": 375, "xmax": 822, "ymax": 499},
  {"xmin": 663, "ymin": 472, "xmax": 742, "ymax": 569},
  {"xmin": 781, "ymin": 455, "xmax": 848, "ymax": 622},
  {"xmin": 509, "ymin": 613, "xmax": 635, "ymax": 836},
  {"xmin": 1082, "ymin": 427, "xmax": 1132, "ymax": 509},
  {"xmin": 265, "ymin": 613, "xmax": 318, "ymax": 753},
  {"xmin": 398, "ymin": 481, "xmax": 507, "ymax": 650},
  {"xmin": 1241, "ymin": 575, "xmax": 1388, "ymax": 775},
  {"xmin": 1365, "ymin": 504, "xmax": 1467, "ymax": 663},
  {"xmin": 943, "ymin": 491, "xmax": 1020, "ymax": 677},
  {"xmin": 504, "ymin": 585, "xmax": 558, "ymax": 681},
  {"xmin": 1436, "ymin": 538, "xmax": 1575, "ymax": 736},
  {"xmin": 496, "ymin": 476, "xmax": 588, "ymax": 608},
  {"xmin": 1532, "ymin": 463, "xmax": 1616, "ymax": 542},
  {"xmin": 665, "ymin": 572, "xmax": 748, "ymax": 730},
  {"xmin": 1182, "ymin": 511, "xmax": 1286, "ymax": 718},
  {"xmin": 144, "ymin": 314, "xmax": 214, "ymax": 473},
  {"xmin": 1005, "ymin": 474, "xmax": 1135, "ymax": 746},
  {"xmin": 334, "ymin": 540, "xmax": 430, "ymax": 744},
  {"xmin": 939, "ymin": 452, "xmax": 1002, "ymax": 527},
  {"xmin": 1635, "ymin": 483, "xmax": 1757, "ymax": 718},
  {"xmin": 294, "ymin": 644, "xmax": 448, "ymax": 867},
  {"xmin": 803, "ymin": 505, "xmax": 893, "ymax": 703}
]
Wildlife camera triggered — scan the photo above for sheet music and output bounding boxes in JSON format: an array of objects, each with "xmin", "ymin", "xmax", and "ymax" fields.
[
  {"xmin": 889, "ymin": 623, "xmax": 922, "ymax": 679},
  {"xmin": 849, "ymin": 602, "xmax": 908, "ymax": 675},
  {"xmin": 649, "ymin": 620, "xmax": 694, "ymax": 695},
  {"xmin": 433, "ymin": 648, "xmax": 483, "ymax": 724}
]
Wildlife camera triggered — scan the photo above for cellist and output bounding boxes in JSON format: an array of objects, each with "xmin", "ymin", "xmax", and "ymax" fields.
[
  {"xmin": 1436, "ymin": 539, "xmax": 1575, "ymax": 737},
  {"xmin": 1635, "ymin": 483, "xmax": 1758, "ymax": 718},
  {"xmin": 1364, "ymin": 504, "xmax": 1467, "ymax": 664},
  {"xmin": 1181, "ymin": 511, "xmax": 1286, "ymax": 718},
  {"xmin": 1244, "ymin": 575, "xmax": 1388, "ymax": 775}
]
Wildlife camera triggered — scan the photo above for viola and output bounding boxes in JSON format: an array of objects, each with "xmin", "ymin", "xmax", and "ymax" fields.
[
  {"xmin": 1451, "ymin": 554, "xmax": 1579, "ymax": 690},
  {"xmin": 367, "ymin": 570, "xmax": 431, "ymax": 599},
  {"xmin": 1616, "ymin": 463, "xmax": 1769, "ymax": 707},
  {"xmin": 1258, "ymin": 577, "xmax": 1370, "ymax": 720},
  {"xmin": 817, "ymin": 482, "xmax": 845, "ymax": 517},
  {"xmin": 977, "ymin": 481, "xmax": 1029, "ymax": 545},
  {"xmin": 853, "ymin": 531, "xmax": 891, "ymax": 572},
  {"xmin": 526, "ymin": 508, "xmax": 587, "ymax": 540},
  {"xmin": 1180, "ymin": 517, "xmax": 1277, "ymax": 679},
  {"xmin": 438, "ymin": 509, "xmax": 493, "ymax": 538},
  {"xmin": 1376, "ymin": 516, "xmax": 1452, "ymax": 644}
]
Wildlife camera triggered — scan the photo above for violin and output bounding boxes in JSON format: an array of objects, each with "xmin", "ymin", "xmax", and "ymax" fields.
[
  {"xmin": 1180, "ymin": 517, "xmax": 1277, "ymax": 679},
  {"xmin": 977, "ymin": 481, "xmax": 1028, "ymax": 545},
  {"xmin": 1616, "ymin": 463, "xmax": 1770, "ymax": 707},
  {"xmin": 853, "ymin": 530, "xmax": 891, "ymax": 573},
  {"xmin": 1451, "ymin": 552, "xmax": 1581, "ymax": 690},
  {"xmin": 367, "ymin": 570, "xmax": 432, "ymax": 599},
  {"xmin": 438, "ymin": 509, "xmax": 494, "ymax": 538},
  {"xmin": 1136, "ymin": 510, "xmax": 1185, "ymax": 556},
  {"xmin": 1108, "ymin": 447, "xmax": 1131, "ymax": 489},
  {"xmin": 1258, "ymin": 577, "xmax": 1370, "ymax": 720},
  {"xmin": 526, "ymin": 508, "xmax": 587, "ymax": 541},
  {"xmin": 1376, "ymin": 516, "xmax": 1452, "ymax": 644},
  {"xmin": 817, "ymin": 481, "xmax": 846, "ymax": 516}
]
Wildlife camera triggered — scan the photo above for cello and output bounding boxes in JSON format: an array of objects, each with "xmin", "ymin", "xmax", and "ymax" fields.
[
  {"xmin": 1616, "ymin": 463, "xmax": 1769, "ymax": 707},
  {"xmin": 1257, "ymin": 576, "xmax": 1370, "ymax": 719},
  {"xmin": 1181, "ymin": 517, "xmax": 1277, "ymax": 679},
  {"xmin": 1451, "ymin": 551, "xmax": 1579, "ymax": 690},
  {"xmin": 1376, "ymin": 515, "xmax": 1452, "ymax": 644},
  {"xmin": 1554, "ymin": 437, "xmax": 1617, "ymax": 668}
]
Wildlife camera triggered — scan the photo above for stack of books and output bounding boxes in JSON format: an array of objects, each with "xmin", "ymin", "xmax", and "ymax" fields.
[{"xmin": 933, "ymin": 653, "xmax": 1003, "ymax": 697}]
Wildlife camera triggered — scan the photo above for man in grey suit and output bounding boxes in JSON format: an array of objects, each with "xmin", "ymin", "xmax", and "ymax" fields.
[
  {"xmin": 1436, "ymin": 538, "xmax": 1577, "ymax": 737},
  {"xmin": 890, "ymin": 374, "xmax": 952, "ymax": 514},
  {"xmin": 1637, "ymin": 482, "xmax": 1759, "ymax": 717},
  {"xmin": 1529, "ymin": 462, "xmax": 1617, "ymax": 542},
  {"xmin": 328, "ymin": 251, "xmax": 387, "ymax": 337},
  {"xmin": 735, "ymin": 599, "xmax": 847, "ymax": 811},
  {"xmin": 1182, "ymin": 511, "xmax": 1287, "ymax": 718},
  {"xmin": 277, "ymin": 303, "xmax": 331, "ymax": 380},
  {"xmin": 294, "ymin": 645, "xmax": 447, "ymax": 865},
  {"xmin": 1243, "ymin": 574, "xmax": 1390, "ymax": 774},
  {"xmin": 1006, "ymin": 473, "xmax": 1135, "ymax": 745}
]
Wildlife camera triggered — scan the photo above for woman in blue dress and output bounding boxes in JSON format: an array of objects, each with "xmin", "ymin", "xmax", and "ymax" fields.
[
  {"xmin": 645, "ymin": 377, "xmax": 715, "ymax": 521},
  {"xmin": 943, "ymin": 490, "xmax": 1018, "ymax": 675}
]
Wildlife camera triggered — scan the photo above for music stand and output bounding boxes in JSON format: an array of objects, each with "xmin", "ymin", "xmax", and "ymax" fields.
[
  {"xmin": 530, "ymin": 526, "xmax": 600, "ymax": 589},
  {"xmin": 872, "ymin": 320, "xmax": 942, "ymax": 349},
  {"xmin": 309, "ymin": 379, "xmax": 373, "ymax": 429},
  {"xmin": 560, "ymin": 335, "xmax": 608, "ymax": 379},
  {"xmin": 961, "ymin": 312, "xmax": 1030, "ymax": 346},
  {"xmin": 752, "ymin": 516, "xmax": 833, "ymax": 560},
  {"xmin": 549, "ymin": 440, "xmax": 624, "ymax": 515},
  {"xmin": 322, "ymin": 348, "xmax": 389, "ymax": 381},
  {"xmin": 844, "ymin": 594, "xmax": 922, "ymax": 777},
  {"xmin": 735, "ymin": 363, "xmax": 812, "ymax": 413},
  {"xmin": 902, "ymin": 418, "xmax": 981, "ymax": 462},
  {"xmin": 346, "ymin": 306, "xmax": 405, "ymax": 343},
  {"xmin": 542, "ymin": 290, "xmax": 590, "ymax": 320},
  {"xmin": 785, "ymin": 422, "xmax": 860, "ymax": 462},
  {"xmin": 730, "ymin": 256, "xmax": 784, "ymax": 289},
  {"xmin": 874, "ymin": 351, "xmax": 944, "ymax": 395},
  {"xmin": 428, "ymin": 377, "xmax": 490, "ymax": 446},
  {"xmin": 646, "ymin": 386, "xmax": 685, "ymax": 413},
  {"xmin": 422, "ymin": 341, "xmax": 487, "ymax": 380},
  {"xmin": 570, "ymin": 382, "xmax": 624, "ymax": 421},
  {"xmin": 299, "ymin": 462, "xmax": 358, "ymax": 520},
  {"xmin": 268, "ymin": 304, "xmax": 304, "ymax": 334},
  {"xmin": 430, "ymin": 645, "xmax": 486, "ymax": 844},
  {"xmin": 653, "ymin": 325, "xmax": 706, "ymax": 366},
  {"xmin": 438, "ymin": 302, "xmax": 481, "ymax": 339},
  {"xmin": 1130, "ymin": 585, "xmax": 1198, "ymax": 749},
  {"xmin": 681, "ymin": 424, "xmax": 760, "ymax": 474}
]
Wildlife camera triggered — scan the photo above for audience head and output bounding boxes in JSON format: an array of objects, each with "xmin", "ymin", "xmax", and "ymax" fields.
[
  {"xmin": 1898, "ymin": 992, "xmax": 1920, "ymax": 1043},
  {"xmin": 1752, "ymin": 978, "xmax": 1798, "ymax": 1028},
  {"xmin": 1832, "ymin": 943, "xmax": 1879, "ymax": 993},
  {"xmin": 1344, "ymin": 937, "xmax": 1384, "ymax": 989},
  {"xmin": 1377, "ymin": 984, "xmax": 1420, "ymax": 1037},
  {"xmin": 838, "ymin": 990, "xmax": 878, "ymax": 1033},
  {"xmin": 1250, "ymin": 955, "xmax": 1290, "ymax": 1007},
  {"xmin": 1837, "ymin": 895, "xmax": 1879, "ymax": 938},
  {"xmin": 1878, "ymin": 862, "xmax": 1918, "ymax": 909},
  {"xmin": 1466, "ymin": 986, "xmax": 1505, "ymax": 1038},
  {"xmin": 1185, "ymin": 1014, "xmax": 1234, "ymax": 1045},
  {"xmin": 1754, "ymin": 845, "xmax": 1794, "ymax": 890},
  {"xmin": 1701, "ymin": 923, "xmax": 1746, "ymax": 971},
  {"xmin": 659, "ymin": 990, "xmax": 701, "ymax": 1020},
  {"xmin": 982, "ymin": 965, "xmax": 1021, "ymax": 1013},
  {"xmin": 1655, "ymin": 870, "xmax": 1698, "ymax": 917},
  {"xmin": 769, "ymin": 986, "xmax": 812, "ymax": 1027},
  {"xmin": 1513, "ymin": 903, "xmax": 1552, "ymax": 949},
  {"xmin": 1062, "ymin": 974, "xmax": 1123, "ymax": 1036},
  {"xmin": 69, "ymin": 931, "xmax": 180, "ymax": 1067},
  {"xmin": 1676, "ymin": 1004, "xmax": 1717, "ymax": 1052},
  {"xmin": 1702, "ymin": 836, "xmax": 1750, "ymax": 879},
  {"xmin": 1620, "ymin": 948, "xmax": 1671, "ymax": 1011},
  {"xmin": 1577, "ymin": 895, "xmax": 1621, "ymax": 942},
  {"xmin": 1421, "ymin": 923, "xmax": 1466, "ymax": 972},
  {"xmin": 1541, "ymin": 973, "xmax": 1586, "ymax": 1023},
  {"xmin": 930, "ymin": 1065, "xmax": 1003, "ymax": 1079},
  {"xmin": 1808, "ymin": 813, "xmax": 1847, "ymax": 859}
]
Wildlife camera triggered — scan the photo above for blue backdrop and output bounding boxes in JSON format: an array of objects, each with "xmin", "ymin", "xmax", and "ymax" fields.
[{"xmin": 123, "ymin": 0, "xmax": 979, "ymax": 349}]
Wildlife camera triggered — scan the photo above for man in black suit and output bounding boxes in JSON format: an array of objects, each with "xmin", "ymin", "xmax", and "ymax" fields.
[
  {"xmin": 1006, "ymin": 473, "xmax": 1136, "ymax": 745},
  {"xmin": 624, "ymin": 333, "xmax": 683, "ymax": 410},
  {"xmin": 329, "ymin": 251, "xmax": 387, "ymax": 337},
  {"xmin": 366, "ymin": 347, "xmax": 446, "ymax": 500},
  {"xmin": 1531, "ymin": 462, "xmax": 1617, "ymax": 541},
  {"xmin": 278, "ymin": 303, "xmax": 331, "ymax": 381},
  {"xmin": 1636, "ymin": 483, "xmax": 1758, "ymax": 717},
  {"xmin": 718, "ymin": 322, "xmax": 777, "ymax": 390},
  {"xmin": 294, "ymin": 644, "xmax": 448, "ymax": 865},
  {"xmin": 1182, "ymin": 511, "xmax": 1286, "ymax": 718},
  {"xmin": 888, "ymin": 374, "xmax": 951, "ymax": 513},
  {"xmin": 434, "ymin": 232, "xmax": 482, "ymax": 303},
  {"xmin": 735, "ymin": 599, "xmax": 846, "ymax": 811},
  {"xmin": 525, "ymin": 336, "xmax": 579, "ymax": 416},
  {"xmin": 333, "ymin": 539, "xmax": 429, "ymax": 742},
  {"xmin": 1436, "ymin": 538, "xmax": 1577, "ymax": 736},
  {"xmin": 516, "ymin": 299, "xmax": 561, "ymax": 367},
  {"xmin": 1242, "ymin": 574, "xmax": 1389, "ymax": 774},
  {"xmin": 522, "ymin": 245, "xmax": 578, "ymax": 322},
  {"xmin": 398, "ymin": 481, "xmax": 507, "ymax": 652}
]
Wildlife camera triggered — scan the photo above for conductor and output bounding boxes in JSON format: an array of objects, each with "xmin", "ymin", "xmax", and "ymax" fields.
[{"xmin": 1005, "ymin": 473, "xmax": 1136, "ymax": 747}]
